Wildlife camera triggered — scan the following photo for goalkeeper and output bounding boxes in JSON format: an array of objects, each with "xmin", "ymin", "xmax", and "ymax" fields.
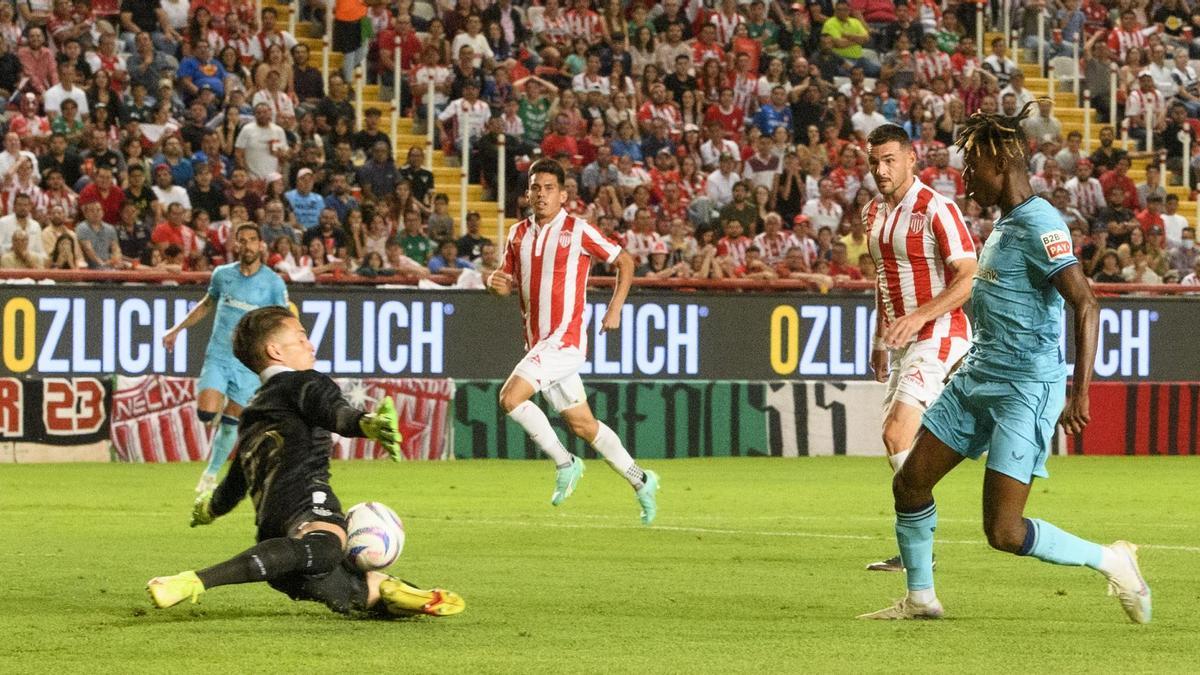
[{"xmin": 146, "ymin": 306, "xmax": 464, "ymax": 618}]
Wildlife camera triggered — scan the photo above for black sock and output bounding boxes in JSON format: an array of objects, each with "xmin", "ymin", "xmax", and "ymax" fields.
[{"xmin": 196, "ymin": 531, "xmax": 342, "ymax": 589}]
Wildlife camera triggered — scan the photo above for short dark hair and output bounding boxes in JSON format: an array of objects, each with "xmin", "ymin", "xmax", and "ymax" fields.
[
  {"xmin": 234, "ymin": 223, "xmax": 261, "ymax": 239},
  {"xmin": 233, "ymin": 306, "xmax": 295, "ymax": 374},
  {"xmin": 528, "ymin": 158, "xmax": 565, "ymax": 187},
  {"xmin": 866, "ymin": 124, "xmax": 913, "ymax": 149}
]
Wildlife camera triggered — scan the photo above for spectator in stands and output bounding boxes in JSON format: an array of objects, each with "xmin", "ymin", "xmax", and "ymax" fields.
[
  {"xmin": 397, "ymin": 208, "xmax": 435, "ymax": 265},
  {"xmin": 0, "ymin": 193, "xmax": 46, "ymax": 257},
  {"xmin": 1169, "ymin": 227, "xmax": 1198, "ymax": 279},
  {"xmin": 116, "ymin": 200, "xmax": 151, "ymax": 264},
  {"xmin": 0, "ymin": 228, "xmax": 45, "ymax": 270},
  {"xmin": 76, "ymin": 200, "xmax": 123, "ymax": 269},
  {"xmin": 286, "ymin": 168, "xmax": 325, "ymax": 230},
  {"xmin": 235, "ymin": 102, "xmax": 289, "ymax": 180},
  {"xmin": 427, "ymin": 239, "xmax": 475, "ymax": 276},
  {"xmin": 302, "ymin": 208, "xmax": 350, "ymax": 261}
]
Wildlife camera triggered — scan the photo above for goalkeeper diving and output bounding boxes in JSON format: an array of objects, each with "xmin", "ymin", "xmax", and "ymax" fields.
[{"xmin": 146, "ymin": 306, "xmax": 465, "ymax": 618}]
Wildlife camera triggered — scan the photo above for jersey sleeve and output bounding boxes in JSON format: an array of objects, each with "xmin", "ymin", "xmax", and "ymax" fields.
[
  {"xmin": 580, "ymin": 219, "xmax": 622, "ymax": 263},
  {"xmin": 1025, "ymin": 206, "xmax": 1078, "ymax": 286},
  {"xmin": 272, "ymin": 275, "xmax": 288, "ymax": 307},
  {"xmin": 295, "ymin": 371, "xmax": 368, "ymax": 438},
  {"xmin": 209, "ymin": 452, "xmax": 246, "ymax": 517},
  {"xmin": 930, "ymin": 198, "xmax": 977, "ymax": 264},
  {"xmin": 206, "ymin": 266, "xmax": 223, "ymax": 299}
]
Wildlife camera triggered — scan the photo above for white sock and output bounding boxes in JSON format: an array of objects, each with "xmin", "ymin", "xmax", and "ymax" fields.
[
  {"xmin": 508, "ymin": 401, "xmax": 572, "ymax": 467},
  {"xmin": 907, "ymin": 587, "xmax": 937, "ymax": 605},
  {"xmin": 1097, "ymin": 545, "xmax": 1122, "ymax": 578},
  {"xmin": 888, "ymin": 450, "xmax": 911, "ymax": 474},
  {"xmin": 590, "ymin": 422, "xmax": 644, "ymax": 488}
]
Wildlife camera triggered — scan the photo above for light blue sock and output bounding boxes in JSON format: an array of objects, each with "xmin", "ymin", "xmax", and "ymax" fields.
[
  {"xmin": 896, "ymin": 502, "xmax": 937, "ymax": 591},
  {"xmin": 1019, "ymin": 518, "xmax": 1104, "ymax": 569},
  {"xmin": 202, "ymin": 416, "xmax": 239, "ymax": 477}
]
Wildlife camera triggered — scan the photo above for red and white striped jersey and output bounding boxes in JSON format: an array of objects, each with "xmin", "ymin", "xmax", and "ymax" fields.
[
  {"xmin": 1125, "ymin": 88, "xmax": 1166, "ymax": 126},
  {"xmin": 1106, "ymin": 25, "xmax": 1155, "ymax": 62},
  {"xmin": 915, "ymin": 50, "xmax": 952, "ymax": 84},
  {"xmin": 864, "ymin": 178, "xmax": 975, "ymax": 355},
  {"xmin": 917, "ymin": 166, "xmax": 965, "ymax": 201},
  {"xmin": 565, "ymin": 8, "xmax": 604, "ymax": 39},
  {"xmin": 710, "ymin": 10, "xmax": 744, "ymax": 45},
  {"xmin": 753, "ymin": 230, "xmax": 800, "ymax": 265},
  {"xmin": 717, "ymin": 234, "xmax": 752, "ymax": 267},
  {"xmin": 622, "ymin": 229, "xmax": 660, "ymax": 264},
  {"xmin": 503, "ymin": 209, "xmax": 623, "ymax": 351}
]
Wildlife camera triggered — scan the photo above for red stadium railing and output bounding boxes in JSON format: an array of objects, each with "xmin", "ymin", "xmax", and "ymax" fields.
[{"xmin": 1, "ymin": 269, "xmax": 1197, "ymax": 295}]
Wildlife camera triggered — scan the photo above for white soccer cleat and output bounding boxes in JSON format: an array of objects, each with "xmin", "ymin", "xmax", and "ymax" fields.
[
  {"xmin": 194, "ymin": 473, "xmax": 218, "ymax": 494},
  {"xmin": 1104, "ymin": 540, "xmax": 1151, "ymax": 624},
  {"xmin": 857, "ymin": 596, "xmax": 945, "ymax": 620}
]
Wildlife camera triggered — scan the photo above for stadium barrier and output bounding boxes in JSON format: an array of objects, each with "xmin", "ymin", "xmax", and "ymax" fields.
[
  {"xmin": 1, "ymin": 286, "xmax": 1197, "ymax": 460},
  {"xmin": 1, "ymin": 286, "xmax": 1196, "ymax": 381}
]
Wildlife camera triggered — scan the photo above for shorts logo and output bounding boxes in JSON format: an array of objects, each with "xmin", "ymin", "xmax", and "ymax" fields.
[
  {"xmin": 908, "ymin": 212, "xmax": 928, "ymax": 234},
  {"xmin": 559, "ymin": 232, "xmax": 572, "ymax": 248},
  {"xmin": 528, "ymin": 354, "xmax": 542, "ymax": 365},
  {"xmin": 312, "ymin": 491, "xmax": 327, "ymax": 505},
  {"xmin": 902, "ymin": 369, "xmax": 926, "ymax": 387},
  {"xmin": 1041, "ymin": 231, "xmax": 1072, "ymax": 261}
]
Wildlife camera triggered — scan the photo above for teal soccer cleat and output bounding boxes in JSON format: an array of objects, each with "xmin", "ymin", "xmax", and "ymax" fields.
[
  {"xmin": 636, "ymin": 470, "xmax": 660, "ymax": 525},
  {"xmin": 551, "ymin": 456, "xmax": 584, "ymax": 506}
]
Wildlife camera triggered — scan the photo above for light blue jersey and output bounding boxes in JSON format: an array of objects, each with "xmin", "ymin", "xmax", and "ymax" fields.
[
  {"xmin": 960, "ymin": 196, "xmax": 1077, "ymax": 382},
  {"xmin": 205, "ymin": 262, "xmax": 289, "ymax": 362}
]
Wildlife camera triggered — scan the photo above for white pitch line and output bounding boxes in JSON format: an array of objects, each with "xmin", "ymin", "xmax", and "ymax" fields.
[{"xmin": 414, "ymin": 515, "xmax": 1200, "ymax": 554}]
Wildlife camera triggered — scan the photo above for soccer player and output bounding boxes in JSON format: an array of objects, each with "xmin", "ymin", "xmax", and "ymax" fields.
[
  {"xmin": 859, "ymin": 103, "xmax": 1151, "ymax": 623},
  {"xmin": 163, "ymin": 224, "xmax": 288, "ymax": 494},
  {"xmin": 486, "ymin": 158, "xmax": 660, "ymax": 523},
  {"xmin": 862, "ymin": 124, "xmax": 977, "ymax": 572},
  {"xmin": 147, "ymin": 307, "xmax": 465, "ymax": 618}
]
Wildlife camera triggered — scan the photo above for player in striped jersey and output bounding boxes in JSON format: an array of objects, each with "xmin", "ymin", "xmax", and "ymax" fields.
[
  {"xmin": 860, "ymin": 103, "xmax": 1149, "ymax": 623},
  {"xmin": 486, "ymin": 159, "xmax": 661, "ymax": 524},
  {"xmin": 861, "ymin": 124, "xmax": 978, "ymax": 573}
]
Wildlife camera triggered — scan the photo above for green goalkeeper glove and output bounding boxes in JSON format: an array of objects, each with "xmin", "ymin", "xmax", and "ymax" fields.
[
  {"xmin": 360, "ymin": 396, "xmax": 403, "ymax": 461},
  {"xmin": 191, "ymin": 490, "xmax": 215, "ymax": 528}
]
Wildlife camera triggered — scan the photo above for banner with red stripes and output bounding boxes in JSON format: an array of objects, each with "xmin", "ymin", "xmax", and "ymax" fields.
[
  {"xmin": 109, "ymin": 376, "xmax": 456, "ymax": 463},
  {"xmin": 1065, "ymin": 382, "xmax": 1200, "ymax": 456}
]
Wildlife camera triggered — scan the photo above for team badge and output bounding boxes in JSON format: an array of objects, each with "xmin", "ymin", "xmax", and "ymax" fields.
[
  {"xmin": 559, "ymin": 231, "xmax": 572, "ymax": 248},
  {"xmin": 908, "ymin": 212, "xmax": 928, "ymax": 234}
]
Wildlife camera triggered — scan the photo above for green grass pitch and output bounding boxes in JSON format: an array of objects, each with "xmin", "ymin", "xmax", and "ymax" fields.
[{"xmin": 2, "ymin": 457, "xmax": 1197, "ymax": 673}]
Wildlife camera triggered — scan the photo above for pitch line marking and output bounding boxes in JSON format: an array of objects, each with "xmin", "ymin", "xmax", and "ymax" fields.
[{"xmin": 414, "ymin": 516, "xmax": 1200, "ymax": 554}]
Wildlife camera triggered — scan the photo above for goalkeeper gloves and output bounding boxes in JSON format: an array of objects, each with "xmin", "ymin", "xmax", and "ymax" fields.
[
  {"xmin": 360, "ymin": 396, "xmax": 403, "ymax": 461},
  {"xmin": 191, "ymin": 490, "xmax": 215, "ymax": 528}
]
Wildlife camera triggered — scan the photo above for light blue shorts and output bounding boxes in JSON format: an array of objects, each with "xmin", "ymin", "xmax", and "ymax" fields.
[
  {"xmin": 921, "ymin": 372, "xmax": 1066, "ymax": 484},
  {"xmin": 197, "ymin": 357, "xmax": 261, "ymax": 407}
]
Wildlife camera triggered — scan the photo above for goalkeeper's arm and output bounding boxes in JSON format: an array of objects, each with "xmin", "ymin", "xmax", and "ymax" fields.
[
  {"xmin": 193, "ymin": 457, "xmax": 246, "ymax": 527},
  {"xmin": 294, "ymin": 371, "xmax": 403, "ymax": 459}
]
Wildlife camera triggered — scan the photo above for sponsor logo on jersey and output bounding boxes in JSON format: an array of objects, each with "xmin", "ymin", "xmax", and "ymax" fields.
[
  {"xmin": 1041, "ymin": 231, "xmax": 1072, "ymax": 261},
  {"xmin": 976, "ymin": 266, "xmax": 999, "ymax": 284}
]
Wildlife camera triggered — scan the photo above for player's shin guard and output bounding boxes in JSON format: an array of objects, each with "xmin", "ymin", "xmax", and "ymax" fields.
[
  {"xmin": 202, "ymin": 415, "xmax": 240, "ymax": 477},
  {"xmin": 508, "ymin": 401, "xmax": 572, "ymax": 466},
  {"xmin": 1018, "ymin": 518, "xmax": 1104, "ymax": 568},
  {"xmin": 196, "ymin": 530, "xmax": 343, "ymax": 589},
  {"xmin": 896, "ymin": 501, "xmax": 937, "ymax": 591},
  {"xmin": 590, "ymin": 422, "xmax": 645, "ymax": 488}
]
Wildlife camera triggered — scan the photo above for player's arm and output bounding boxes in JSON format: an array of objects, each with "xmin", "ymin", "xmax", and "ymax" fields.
[
  {"xmin": 871, "ymin": 286, "xmax": 888, "ymax": 382},
  {"xmin": 192, "ymin": 456, "xmax": 246, "ymax": 526},
  {"xmin": 1052, "ymin": 263, "xmax": 1098, "ymax": 435},
  {"xmin": 296, "ymin": 372, "xmax": 402, "ymax": 459},
  {"xmin": 601, "ymin": 250, "xmax": 635, "ymax": 333},
  {"xmin": 163, "ymin": 294, "xmax": 216, "ymax": 351}
]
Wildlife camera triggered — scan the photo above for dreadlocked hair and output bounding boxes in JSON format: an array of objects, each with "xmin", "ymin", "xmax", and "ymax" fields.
[{"xmin": 954, "ymin": 99, "xmax": 1044, "ymax": 163}]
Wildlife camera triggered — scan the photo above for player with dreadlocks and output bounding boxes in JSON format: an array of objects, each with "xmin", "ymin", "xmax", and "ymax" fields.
[{"xmin": 859, "ymin": 101, "xmax": 1152, "ymax": 623}]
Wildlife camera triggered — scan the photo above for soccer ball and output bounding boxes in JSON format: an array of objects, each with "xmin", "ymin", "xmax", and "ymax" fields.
[{"xmin": 346, "ymin": 502, "xmax": 405, "ymax": 571}]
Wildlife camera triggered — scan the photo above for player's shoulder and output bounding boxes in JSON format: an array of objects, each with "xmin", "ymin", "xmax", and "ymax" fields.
[{"xmin": 1015, "ymin": 196, "xmax": 1068, "ymax": 232}]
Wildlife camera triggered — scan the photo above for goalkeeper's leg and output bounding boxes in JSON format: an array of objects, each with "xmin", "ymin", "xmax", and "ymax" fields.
[{"xmin": 147, "ymin": 523, "xmax": 346, "ymax": 609}]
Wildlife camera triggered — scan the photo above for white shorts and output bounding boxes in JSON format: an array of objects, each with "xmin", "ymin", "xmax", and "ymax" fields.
[
  {"xmin": 882, "ymin": 337, "xmax": 970, "ymax": 412},
  {"xmin": 510, "ymin": 342, "xmax": 588, "ymax": 413}
]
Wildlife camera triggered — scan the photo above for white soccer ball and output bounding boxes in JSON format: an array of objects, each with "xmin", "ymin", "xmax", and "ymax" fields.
[{"xmin": 346, "ymin": 502, "xmax": 405, "ymax": 571}]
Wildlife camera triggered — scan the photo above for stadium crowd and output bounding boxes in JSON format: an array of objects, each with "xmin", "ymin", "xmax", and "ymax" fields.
[{"xmin": 0, "ymin": 0, "xmax": 1197, "ymax": 287}]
